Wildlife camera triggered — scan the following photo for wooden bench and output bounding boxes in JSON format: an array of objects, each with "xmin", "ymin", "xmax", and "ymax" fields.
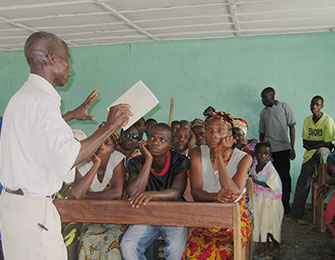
[
  {"xmin": 54, "ymin": 199, "xmax": 250, "ymax": 260},
  {"xmin": 312, "ymin": 162, "xmax": 327, "ymax": 232}
]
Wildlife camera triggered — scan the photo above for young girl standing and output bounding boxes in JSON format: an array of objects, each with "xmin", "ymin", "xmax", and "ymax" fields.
[{"xmin": 251, "ymin": 142, "xmax": 284, "ymax": 253}]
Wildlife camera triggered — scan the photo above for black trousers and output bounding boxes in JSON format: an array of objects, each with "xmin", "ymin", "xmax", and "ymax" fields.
[{"xmin": 271, "ymin": 150, "xmax": 291, "ymax": 213}]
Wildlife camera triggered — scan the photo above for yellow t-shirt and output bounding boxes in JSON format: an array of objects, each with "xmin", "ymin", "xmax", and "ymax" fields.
[{"xmin": 302, "ymin": 113, "xmax": 335, "ymax": 163}]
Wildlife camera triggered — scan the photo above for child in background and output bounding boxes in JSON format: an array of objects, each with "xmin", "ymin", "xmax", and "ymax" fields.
[{"xmin": 251, "ymin": 142, "xmax": 284, "ymax": 255}]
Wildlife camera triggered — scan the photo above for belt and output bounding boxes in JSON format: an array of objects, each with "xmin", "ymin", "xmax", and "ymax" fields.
[
  {"xmin": 4, "ymin": 188, "xmax": 24, "ymax": 195},
  {"xmin": 4, "ymin": 188, "xmax": 56, "ymax": 199}
]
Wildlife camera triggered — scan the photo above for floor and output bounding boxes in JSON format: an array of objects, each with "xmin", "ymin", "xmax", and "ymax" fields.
[{"xmin": 254, "ymin": 209, "xmax": 335, "ymax": 260}]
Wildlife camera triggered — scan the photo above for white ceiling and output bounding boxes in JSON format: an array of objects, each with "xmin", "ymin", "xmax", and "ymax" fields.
[{"xmin": 0, "ymin": 0, "xmax": 335, "ymax": 50}]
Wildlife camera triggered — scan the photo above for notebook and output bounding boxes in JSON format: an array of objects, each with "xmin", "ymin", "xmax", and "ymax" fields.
[{"xmin": 108, "ymin": 80, "xmax": 159, "ymax": 130}]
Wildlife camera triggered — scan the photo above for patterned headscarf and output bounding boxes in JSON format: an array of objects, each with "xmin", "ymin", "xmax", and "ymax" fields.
[
  {"xmin": 233, "ymin": 118, "xmax": 248, "ymax": 137},
  {"xmin": 203, "ymin": 106, "xmax": 234, "ymax": 129}
]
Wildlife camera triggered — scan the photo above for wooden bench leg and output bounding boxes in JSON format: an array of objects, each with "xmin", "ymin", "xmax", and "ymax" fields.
[
  {"xmin": 316, "ymin": 164, "xmax": 327, "ymax": 233},
  {"xmin": 312, "ymin": 182, "xmax": 317, "ymax": 225}
]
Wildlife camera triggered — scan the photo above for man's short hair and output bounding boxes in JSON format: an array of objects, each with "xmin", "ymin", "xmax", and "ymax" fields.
[
  {"xmin": 24, "ymin": 31, "xmax": 64, "ymax": 66},
  {"xmin": 151, "ymin": 123, "xmax": 173, "ymax": 142},
  {"xmin": 261, "ymin": 87, "xmax": 275, "ymax": 97},
  {"xmin": 145, "ymin": 118, "xmax": 157, "ymax": 126},
  {"xmin": 312, "ymin": 95, "xmax": 324, "ymax": 104}
]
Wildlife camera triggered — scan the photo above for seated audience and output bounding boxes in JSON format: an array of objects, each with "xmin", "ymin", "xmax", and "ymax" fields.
[
  {"xmin": 70, "ymin": 132, "xmax": 126, "ymax": 260},
  {"xmin": 190, "ymin": 118, "xmax": 206, "ymax": 146},
  {"xmin": 120, "ymin": 123, "xmax": 189, "ymax": 260},
  {"xmin": 119, "ymin": 125, "xmax": 141, "ymax": 164},
  {"xmin": 182, "ymin": 107, "xmax": 252, "ymax": 260},
  {"xmin": 251, "ymin": 142, "xmax": 284, "ymax": 255}
]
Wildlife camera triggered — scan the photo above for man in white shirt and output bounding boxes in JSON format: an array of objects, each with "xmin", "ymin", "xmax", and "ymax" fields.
[{"xmin": 0, "ymin": 31, "xmax": 131, "ymax": 260}]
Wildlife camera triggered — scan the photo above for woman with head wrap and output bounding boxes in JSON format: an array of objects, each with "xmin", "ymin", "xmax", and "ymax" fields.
[
  {"xmin": 233, "ymin": 118, "xmax": 259, "ymax": 158},
  {"xmin": 182, "ymin": 107, "xmax": 252, "ymax": 260},
  {"xmin": 190, "ymin": 118, "xmax": 206, "ymax": 146},
  {"xmin": 232, "ymin": 118, "xmax": 248, "ymax": 149}
]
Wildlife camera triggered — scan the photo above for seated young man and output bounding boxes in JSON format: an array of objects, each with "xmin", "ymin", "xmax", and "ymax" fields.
[
  {"xmin": 120, "ymin": 123, "xmax": 189, "ymax": 260},
  {"xmin": 291, "ymin": 96, "xmax": 335, "ymax": 220}
]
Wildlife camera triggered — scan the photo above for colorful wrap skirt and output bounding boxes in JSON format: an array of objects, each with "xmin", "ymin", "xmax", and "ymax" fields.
[
  {"xmin": 78, "ymin": 223, "xmax": 127, "ymax": 260},
  {"xmin": 182, "ymin": 199, "xmax": 251, "ymax": 260}
]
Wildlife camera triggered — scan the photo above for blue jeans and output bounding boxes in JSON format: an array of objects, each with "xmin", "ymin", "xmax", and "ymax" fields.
[{"xmin": 120, "ymin": 225, "xmax": 188, "ymax": 260}]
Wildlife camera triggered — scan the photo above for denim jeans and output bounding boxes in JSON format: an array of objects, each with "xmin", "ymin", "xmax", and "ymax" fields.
[{"xmin": 120, "ymin": 225, "xmax": 188, "ymax": 260}]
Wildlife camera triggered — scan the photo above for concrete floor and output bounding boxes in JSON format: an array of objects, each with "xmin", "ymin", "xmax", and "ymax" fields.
[{"xmin": 253, "ymin": 209, "xmax": 335, "ymax": 260}]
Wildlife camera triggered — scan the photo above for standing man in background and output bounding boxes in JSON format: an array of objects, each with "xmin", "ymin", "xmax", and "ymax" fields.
[
  {"xmin": 0, "ymin": 31, "xmax": 131, "ymax": 260},
  {"xmin": 259, "ymin": 87, "xmax": 296, "ymax": 215}
]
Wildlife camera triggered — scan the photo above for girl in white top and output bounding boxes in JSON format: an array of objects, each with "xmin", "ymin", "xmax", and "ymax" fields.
[
  {"xmin": 250, "ymin": 142, "xmax": 283, "ymax": 253},
  {"xmin": 69, "ymin": 132, "xmax": 126, "ymax": 260}
]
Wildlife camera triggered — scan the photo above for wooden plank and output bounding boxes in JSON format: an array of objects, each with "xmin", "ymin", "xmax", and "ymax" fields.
[
  {"xmin": 233, "ymin": 203, "xmax": 242, "ymax": 260},
  {"xmin": 54, "ymin": 199, "xmax": 235, "ymax": 228}
]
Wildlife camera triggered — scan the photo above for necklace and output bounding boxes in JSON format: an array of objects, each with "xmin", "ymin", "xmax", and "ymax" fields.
[{"xmin": 211, "ymin": 152, "xmax": 232, "ymax": 175}]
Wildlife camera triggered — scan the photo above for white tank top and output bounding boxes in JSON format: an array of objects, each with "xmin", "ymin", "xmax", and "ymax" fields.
[
  {"xmin": 200, "ymin": 145, "xmax": 247, "ymax": 193},
  {"xmin": 77, "ymin": 150, "xmax": 125, "ymax": 192}
]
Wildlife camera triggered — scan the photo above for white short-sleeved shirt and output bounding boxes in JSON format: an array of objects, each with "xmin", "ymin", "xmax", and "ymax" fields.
[{"xmin": 0, "ymin": 74, "xmax": 81, "ymax": 196}]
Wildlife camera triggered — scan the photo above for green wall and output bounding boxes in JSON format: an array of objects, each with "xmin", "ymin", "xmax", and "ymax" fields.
[{"xmin": 1, "ymin": 32, "xmax": 335, "ymax": 202}]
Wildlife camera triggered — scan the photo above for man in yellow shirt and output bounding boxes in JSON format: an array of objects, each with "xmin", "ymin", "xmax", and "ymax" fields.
[{"xmin": 291, "ymin": 96, "xmax": 335, "ymax": 219}]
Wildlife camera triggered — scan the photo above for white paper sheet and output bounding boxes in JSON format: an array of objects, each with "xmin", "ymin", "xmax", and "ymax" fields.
[{"xmin": 108, "ymin": 80, "xmax": 159, "ymax": 130}]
